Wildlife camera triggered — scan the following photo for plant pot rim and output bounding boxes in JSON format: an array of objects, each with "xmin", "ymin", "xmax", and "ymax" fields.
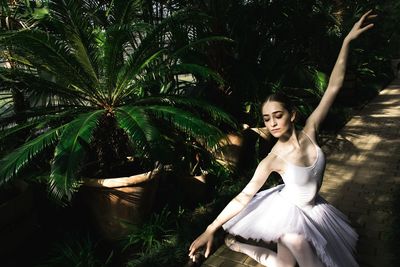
[{"xmin": 82, "ymin": 167, "xmax": 161, "ymax": 188}]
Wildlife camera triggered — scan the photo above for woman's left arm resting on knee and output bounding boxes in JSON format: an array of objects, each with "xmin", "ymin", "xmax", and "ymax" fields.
[
  {"xmin": 207, "ymin": 156, "xmax": 275, "ymax": 232},
  {"xmin": 188, "ymin": 155, "xmax": 275, "ymax": 259}
]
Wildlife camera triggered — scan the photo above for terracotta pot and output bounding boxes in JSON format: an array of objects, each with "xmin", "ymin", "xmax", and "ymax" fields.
[
  {"xmin": 215, "ymin": 128, "xmax": 273, "ymax": 170},
  {"xmin": 81, "ymin": 167, "xmax": 162, "ymax": 241},
  {"xmin": 215, "ymin": 132, "xmax": 244, "ymax": 167},
  {"xmin": 0, "ymin": 180, "xmax": 36, "ymax": 257}
]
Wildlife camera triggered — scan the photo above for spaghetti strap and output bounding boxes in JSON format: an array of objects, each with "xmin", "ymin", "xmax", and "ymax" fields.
[
  {"xmin": 268, "ymin": 151, "xmax": 287, "ymax": 162},
  {"xmin": 301, "ymin": 130, "xmax": 317, "ymax": 147}
]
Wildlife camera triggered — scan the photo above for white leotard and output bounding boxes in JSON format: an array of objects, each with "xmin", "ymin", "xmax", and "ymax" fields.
[{"xmin": 269, "ymin": 131, "xmax": 325, "ymax": 210}]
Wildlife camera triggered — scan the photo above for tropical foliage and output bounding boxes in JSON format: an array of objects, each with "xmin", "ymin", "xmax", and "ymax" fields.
[
  {"xmin": 0, "ymin": 0, "xmax": 236, "ymax": 201},
  {"xmin": 174, "ymin": 0, "xmax": 399, "ymax": 126}
]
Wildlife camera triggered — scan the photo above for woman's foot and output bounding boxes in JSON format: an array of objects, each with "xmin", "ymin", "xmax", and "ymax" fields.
[{"xmin": 224, "ymin": 234, "xmax": 241, "ymax": 253}]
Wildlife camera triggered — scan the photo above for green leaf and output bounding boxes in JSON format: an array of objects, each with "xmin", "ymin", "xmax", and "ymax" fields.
[
  {"xmin": 0, "ymin": 126, "xmax": 63, "ymax": 186},
  {"xmin": 136, "ymin": 96, "xmax": 237, "ymax": 128},
  {"xmin": 50, "ymin": 110, "xmax": 104, "ymax": 201},
  {"xmin": 115, "ymin": 106, "xmax": 162, "ymax": 158},
  {"xmin": 314, "ymin": 70, "xmax": 328, "ymax": 96},
  {"xmin": 0, "ymin": 67, "xmax": 92, "ymax": 106},
  {"xmin": 1, "ymin": 29, "xmax": 92, "ymax": 90},
  {"xmin": 116, "ymin": 49, "xmax": 167, "ymax": 102},
  {"xmin": 50, "ymin": 0, "xmax": 99, "ymax": 84},
  {"xmin": 144, "ymin": 105, "xmax": 225, "ymax": 149},
  {"xmin": 103, "ymin": 22, "xmax": 153, "ymax": 91},
  {"xmin": 0, "ymin": 120, "xmax": 37, "ymax": 140}
]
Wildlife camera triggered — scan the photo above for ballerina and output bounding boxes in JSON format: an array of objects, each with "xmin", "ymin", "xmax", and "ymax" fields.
[{"xmin": 188, "ymin": 10, "xmax": 376, "ymax": 267}]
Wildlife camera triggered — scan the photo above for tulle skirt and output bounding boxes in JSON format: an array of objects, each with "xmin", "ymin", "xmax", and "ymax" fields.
[{"xmin": 222, "ymin": 184, "xmax": 358, "ymax": 267}]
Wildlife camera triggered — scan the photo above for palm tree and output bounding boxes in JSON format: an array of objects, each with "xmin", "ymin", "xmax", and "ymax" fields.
[
  {"xmin": 0, "ymin": 0, "xmax": 49, "ymax": 125},
  {"xmin": 0, "ymin": 0, "xmax": 235, "ymax": 202}
]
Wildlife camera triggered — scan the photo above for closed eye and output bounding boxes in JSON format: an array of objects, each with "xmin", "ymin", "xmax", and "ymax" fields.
[{"xmin": 263, "ymin": 111, "xmax": 284, "ymax": 122}]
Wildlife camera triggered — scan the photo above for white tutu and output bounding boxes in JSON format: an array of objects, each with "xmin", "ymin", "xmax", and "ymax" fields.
[{"xmin": 222, "ymin": 184, "xmax": 358, "ymax": 267}]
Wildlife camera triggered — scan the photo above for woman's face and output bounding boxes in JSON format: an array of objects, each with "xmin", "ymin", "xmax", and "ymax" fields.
[{"xmin": 262, "ymin": 101, "xmax": 294, "ymax": 138}]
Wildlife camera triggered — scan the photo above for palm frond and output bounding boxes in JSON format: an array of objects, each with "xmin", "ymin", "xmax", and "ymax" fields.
[
  {"xmin": 144, "ymin": 105, "xmax": 225, "ymax": 149},
  {"xmin": 115, "ymin": 105, "xmax": 162, "ymax": 158},
  {"xmin": 0, "ymin": 105, "xmax": 93, "ymax": 140},
  {"xmin": 110, "ymin": 0, "xmax": 144, "ymax": 25},
  {"xmin": 0, "ymin": 105, "xmax": 93, "ymax": 128},
  {"xmin": 50, "ymin": 0, "xmax": 100, "ymax": 84},
  {"xmin": 0, "ymin": 120, "xmax": 37, "ymax": 140},
  {"xmin": 102, "ymin": 22, "xmax": 153, "ymax": 94},
  {"xmin": 0, "ymin": 0, "xmax": 11, "ymax": 15},
  {"xmin": 0, "ymin": 67, "xmax": 95, "ymax": 106},
  {"xmin": 50, "ymin": 109, "xmax": 104, "ymax": 201},
  {"xmin": 114, "ymin": 9, "xmax": 212, "ymax": 101},
  {"xmin": 0, "ymin": 126, "xmax": 63, "ymax": 186},
  {"xmin": 136, "ymin": 96, "xmax": 238, "ymax": 128},
  {"xmin": 115, "ymin": 48, "xmax": 167, "ymax": 102},
  {"xmin": 0, "ymin": 29, "xmax": 102, "ymax": 100}
]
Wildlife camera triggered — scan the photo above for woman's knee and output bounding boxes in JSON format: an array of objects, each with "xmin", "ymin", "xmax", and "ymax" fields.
[
  {"xmin": 277, "ymin": 242, "xmax": 297, "ymax": 267},
  {"xmin": 280, "ymin": 233, "xmax": 311, "ymax": 253},
  {"xmin": 280, "ymin": 234, "xmax": 324, "ymax": 267}
]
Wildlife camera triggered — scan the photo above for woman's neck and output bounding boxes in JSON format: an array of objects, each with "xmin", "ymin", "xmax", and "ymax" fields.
[{"xmin": 278, "ymin": 127, "xmax": 301, "ymax": 149}]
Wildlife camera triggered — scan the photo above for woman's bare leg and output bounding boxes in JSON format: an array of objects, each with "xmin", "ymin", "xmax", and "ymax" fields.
[
  {"xmin": 277, "ymin": 242, "xmax": 297, "ymax": 267},
  {"xmin": 280, "ymin": 233, "xmax": 325, "ymax": 267},
  {"xmin": 225, "ymin": 235, "xmax": 296, "ymax": 267}
]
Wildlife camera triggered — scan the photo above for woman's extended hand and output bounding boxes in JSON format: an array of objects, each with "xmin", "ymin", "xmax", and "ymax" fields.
[
  {"xmin": 345, "ymin": 10, "xmax": 377, "ymax": 42},
  {"xmin": 188, "ymin": 228, "xmax": 214, "ymax": 261}
]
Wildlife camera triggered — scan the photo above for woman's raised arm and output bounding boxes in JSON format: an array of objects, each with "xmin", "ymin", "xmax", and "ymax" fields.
[{"xmin": 304, "ymin": 10, "xmax": 377, "ymax": 135}]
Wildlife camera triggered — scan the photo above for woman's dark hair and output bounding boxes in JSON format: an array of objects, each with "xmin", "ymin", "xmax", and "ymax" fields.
[{"xmin": 262, "ymin": 93, "xmax": 294, "ymax": 113}]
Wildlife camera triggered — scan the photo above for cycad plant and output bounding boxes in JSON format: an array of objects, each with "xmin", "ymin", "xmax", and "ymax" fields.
[{"xmin": 0, "ymin": 0, "xmax": 235, "ymax": 202}]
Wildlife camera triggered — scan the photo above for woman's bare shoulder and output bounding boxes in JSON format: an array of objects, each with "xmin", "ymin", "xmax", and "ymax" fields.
[{"xmin": 261, "ymin": 148, "xmax": 285, "ymax": 174}]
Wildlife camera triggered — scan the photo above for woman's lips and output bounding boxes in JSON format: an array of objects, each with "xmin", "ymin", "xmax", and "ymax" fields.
[{"xmin": 270, "ymin": 128, "xmax": 280, "ymax": 133}]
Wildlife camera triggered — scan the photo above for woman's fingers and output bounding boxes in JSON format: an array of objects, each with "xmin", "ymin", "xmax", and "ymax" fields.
[
  {"xmin": 367, "ymin": 14, "xmax": 378, "ymax": 19},
  {"xmin": 362, "ymin": 15, "xmax": 378, "ymax": 27},
  {"xmin": 188, "ymin": 241, "xmax": 197, "ymax": 257},
  {"xmin": 189, "ymin": 235, "xmax": 213, "ymax": 261},
  {"xmin": 357, "ymin": 9, "xmax": 374, "ymax": 22},
  {"xmin": 360, "ymin": 9, "xmax": 373, "ymax": 24},
  {"xmin": 346, "ymin": 10, "xmax": 376, "ymax": 40},
  {"xmin": 190, "ymin": 236, "xmax": 202, "ymax": 251},
  {"xmin": 360, "ymin": 23, "xmax": 374, "ymax": 33},
  {"xmin": 360, "ymin": 10, "xmax": 377, "ymax": 27},
  {"xmin": 205, "ymin": 240, "xmax": 212, "ymax": 258},
  {"xmin": 189, "ymin": 240, "xmax": 195, "ymax": 251}
]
